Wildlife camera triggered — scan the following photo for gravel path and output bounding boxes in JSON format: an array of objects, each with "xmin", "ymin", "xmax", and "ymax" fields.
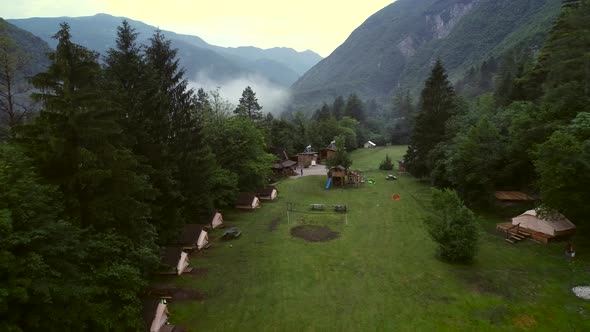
[{"xmin": 290, "ymin": 165, "xmax": 328, "ymax": 179}]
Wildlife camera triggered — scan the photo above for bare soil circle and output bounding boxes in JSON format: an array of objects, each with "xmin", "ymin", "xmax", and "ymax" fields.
[{"xmin": 290, "ymin": 225, "xmax": 340, "ymax": 242}]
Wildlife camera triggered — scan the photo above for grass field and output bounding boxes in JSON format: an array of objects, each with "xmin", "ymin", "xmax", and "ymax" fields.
[{"xmin": 167, "ymin": 146, "xmax": 590, "ymax": 331}]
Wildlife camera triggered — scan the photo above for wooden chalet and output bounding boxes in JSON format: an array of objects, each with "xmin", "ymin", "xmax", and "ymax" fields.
[
  {"xmin": 256, "ymin": 186, "xmax": 278, "ymax": 200},
  {"xmin": 177, "ymin": 224, "xmax": 209, "ymax": 250},
  {"xmin": 272, "ymin": 160, "xmax": 298, "ymax": 176},
  {"xmin": 159, "ymin": 247, "xmax": 190, "ymax": 276},
  {"xmin": 297, "ymin": 152, "xmax": 318, "ymax": 167},
  {"xmin": 235, "ymin": 192, "xmax": 260, "ymax": 210},
  {"xmin": 209, "ymin": 210, "xmax": 224, "ymax": 229},
  {"xmin": 319, "ymin": 148, "xmax": 336, "ymax": 162},
  {"xmin": 143, "ymin": 299, "xmax": 186, "ymax": 332}
]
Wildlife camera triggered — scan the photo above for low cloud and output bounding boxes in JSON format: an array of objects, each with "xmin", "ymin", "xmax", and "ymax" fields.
[{"xmin": 189, "ymin": 72, "xmax": 291, "ymax": 115}]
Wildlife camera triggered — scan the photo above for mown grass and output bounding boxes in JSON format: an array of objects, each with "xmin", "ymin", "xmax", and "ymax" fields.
[{"xmin": 168, "ymin": 146, "xmax": 590, "ymax": 331}]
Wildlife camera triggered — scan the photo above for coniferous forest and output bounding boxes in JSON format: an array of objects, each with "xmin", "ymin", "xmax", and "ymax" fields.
[{"xmin": 0, "ymin": 1, "xmax": 589, "ymax": 331}]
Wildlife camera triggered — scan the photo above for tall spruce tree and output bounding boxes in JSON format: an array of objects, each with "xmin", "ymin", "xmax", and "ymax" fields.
[
  {"xmin": 332, "ymin": 95, "xmax": 345, "ymax": 120},
  {"xmin": 15, "ymin": 23, "xmax": 158, "ymax": 331},
  {"xmin": 405, "ymin": 60, "xmax": 456, "ymax": 177},
  {"xmin": 234, "ymin": 86, "xmax": 263, "ymax": 120},
  {"xmin": 344, "ymin": 93, "xmax": 366, "ymax": 122}
]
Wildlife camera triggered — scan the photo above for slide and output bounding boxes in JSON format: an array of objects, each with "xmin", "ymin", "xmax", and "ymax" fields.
[{"xmin": 325, "ymin": 177, "xmax": 333, "ymax": 190}]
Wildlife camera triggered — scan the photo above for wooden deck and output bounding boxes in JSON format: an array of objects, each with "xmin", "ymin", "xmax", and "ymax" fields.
[{"xmin": 496, "ymin": 222, "xmax": 555, "ymax": 244}]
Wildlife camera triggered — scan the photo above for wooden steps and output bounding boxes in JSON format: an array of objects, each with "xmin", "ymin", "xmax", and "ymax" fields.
[
  {"xmin": 496, "ymin": 222, "xmax": 532, "ymax": 244},
  {"xmin": 497, "ymin": 222, "xmax": 557, "ymax": 244}
]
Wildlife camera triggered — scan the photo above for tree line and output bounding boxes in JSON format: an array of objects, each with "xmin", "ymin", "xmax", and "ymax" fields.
[{"xmin": 0, "ymin": 21, "xmax": 275, "ymax": 331}]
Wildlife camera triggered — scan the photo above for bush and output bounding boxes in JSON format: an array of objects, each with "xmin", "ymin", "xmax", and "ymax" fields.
[
  {"xmin": 423, "ymin": 189, "xmax": 479, "ymax": 263},
  {"xmin": 379, "ymin": 154, "xmax": 394, "ymax": 170}
]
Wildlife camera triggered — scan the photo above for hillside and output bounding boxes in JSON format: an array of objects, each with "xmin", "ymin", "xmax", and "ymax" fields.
[
  {"xmin": 291, "ymin": 0, "xmax": 561, "ymax": 108},
  {"xmin": 7, "ymin": 14, "xmax": 322, "ymax": 87},
  {"xmin": 0, "ymin": 19, "xmax": 51, "ymax": 137},
  {"xmin": 0, "ymin": 18, "xmax": 51, "ymax": 75}
]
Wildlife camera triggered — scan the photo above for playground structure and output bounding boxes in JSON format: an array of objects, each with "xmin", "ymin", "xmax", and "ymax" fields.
[{"xmin": 325, "ymin": 166, "xmax": 364, "ymax": 189}]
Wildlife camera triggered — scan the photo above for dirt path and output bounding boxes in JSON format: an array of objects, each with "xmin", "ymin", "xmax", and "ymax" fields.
[{"xmin": 290, "ymin": 165, "xmax": 328, "ymax": 179}]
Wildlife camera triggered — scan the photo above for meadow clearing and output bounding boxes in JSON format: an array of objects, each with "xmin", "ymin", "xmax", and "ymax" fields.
[{"xmin": 168, "ymin": 146, "xmax": 590, "ymax": 331}]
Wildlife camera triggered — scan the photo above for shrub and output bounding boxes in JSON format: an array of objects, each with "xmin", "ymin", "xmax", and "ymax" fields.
[
  {"xmin": 423, "ymin": 189, "xmax": 479, "ymax": 263},
  {"xmin": 379, "ymin": 154, "xmax": 394, "ymax": 170}
]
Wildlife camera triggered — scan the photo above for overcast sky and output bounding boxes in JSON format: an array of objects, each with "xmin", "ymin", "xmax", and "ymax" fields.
[{"xmin": 4, "ymin": 0, "xmax": 395, "ymax": 57}]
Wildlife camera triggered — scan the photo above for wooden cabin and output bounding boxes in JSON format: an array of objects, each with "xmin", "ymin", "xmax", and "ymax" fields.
[
  {"xmin": 297, "ymin": 152, "xmax": 318, "ymax": 167},
  {"xmin": 235, "ymin": 192, "xmax": 261, "ymax": 210},
  {"xmin": 143, "ymin": 299, "xmax": 186, "ymax": 332},
  {"xmin": 256, "ymin": 186, "xmax": 278, "ymax": 200},
  {"xmin": 177, "ymin": 224, "xmax": 209, "ymax": 250},
  {"xmin": 319, "ymin": 148, "xmax": 336, "ymax": 162},
  {"xmin": 209, "ymin": 211, "xmax": 224, "ymax": 229},
  {"xmin": 272, "ymin": 160, "xmax": 298, "ymax": 176},
  {"xmin": 159, "ymin": 247, "xmax": 190, "ymax": 276}
]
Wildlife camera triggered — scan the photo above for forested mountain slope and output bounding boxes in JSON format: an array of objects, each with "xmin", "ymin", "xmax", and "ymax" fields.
[{"xmin": 291, "ymin": 0, "xmax": 561, "ymax": 108}]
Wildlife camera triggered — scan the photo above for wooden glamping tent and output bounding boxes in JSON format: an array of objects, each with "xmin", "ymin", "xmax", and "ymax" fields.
[
  {"xmin": 160, "ymin": 247, "xmax": 190, "ymax": 276},
  {"xmin": 178, "ymin": 224, "xmax": 209, "ymax": 250},
  {"xmin": 209, "ymin": 211, "xmax": 224, "ymax": 229},
  {"xmin": 143, "ymin": 299, "xmax": 185, "ymax": 332},
  {"xmin": 256, "ymin": 186, "xmax": 278, "ymax": 200},
  {"xmin": 512, "ymin": 210, "xmax": 576, "ymax": 238},
  {"xmin": 235, "ymin": 192, "xmax": 260, "ymax": 210}
]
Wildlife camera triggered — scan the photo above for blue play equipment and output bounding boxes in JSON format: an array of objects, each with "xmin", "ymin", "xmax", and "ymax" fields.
[{"xmin": 325, "ymin": 177, "xmax": 333, "ymax": 190}]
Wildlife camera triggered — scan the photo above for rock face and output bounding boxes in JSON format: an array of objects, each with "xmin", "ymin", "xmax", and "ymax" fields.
[
  {"xmin": 291, "ymin": 0, "xmax": 561, "ymax": 109},
  {"xmin": 426, "ymin": 0, "xmax": 480, "ymax": 39}
]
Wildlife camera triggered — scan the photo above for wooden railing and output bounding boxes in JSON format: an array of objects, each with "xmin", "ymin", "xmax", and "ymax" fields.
[{"xmin": 506, "ymin": 223, "xmax": 520, "ymax": 239}]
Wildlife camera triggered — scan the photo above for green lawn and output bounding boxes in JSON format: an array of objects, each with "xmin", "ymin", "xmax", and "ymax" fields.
[{"xmin": 168, "ymin": 146, "xmax": 590, "ymax": 331}]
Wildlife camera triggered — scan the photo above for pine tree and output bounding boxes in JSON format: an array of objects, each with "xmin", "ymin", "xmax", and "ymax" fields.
[
  {"xmin": 344, "ymin": 93, "xmax": 366, "ymax": 122},
  {"xmin": 332, "ymin": 95, "xmax": 345, "ymax": 120},
  {"xmin": 405, "ymin": 59, "xmax": 456, "ymax": 177},
  {"xmin": 104, "ymin": 20, "xmax": 152, "ymax": 147},
  {"xmin": 234, "ymin": 86, "xmax": 263, "ymax": 120},
  {"xmin": 15, "ymin": 24, "xmax": 158, "ymax": 330},
  {"xmin": 313, "ymin": 102, "xmax": 332, "ymax": 121}
]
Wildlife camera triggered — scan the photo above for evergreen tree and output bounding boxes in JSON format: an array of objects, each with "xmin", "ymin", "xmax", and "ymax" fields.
[
  {"xmin": 325, "ymin": 135, "xmax": 353, "ymax": 169},
  {"xmin": 313, "ymin": 102, "xmax": 332, "ymax": 121},
  {"xmin": 404, "ymin": 60, "xmax": 456, "ymax": 177},
  {"xmin": 104, "ymin": 20, "xmax": 151, "ymax": 147},
  {"xmin": 332, "ymin": 95, "xmax": 345, "ymax": 120},
  {"xmin": 344, "ymin": 93, "xmax": 366, "ymax": 122},
  {"xmin": 16, "ymin": 25, "xmax": 159, "ymax": 330},
  {"xmin": 424, "ymin": 189, "xmax": 479, "ymax": 263},
  {"xmin": 234, "ymin": 86, "xmax": 263, "ymax": 120}
]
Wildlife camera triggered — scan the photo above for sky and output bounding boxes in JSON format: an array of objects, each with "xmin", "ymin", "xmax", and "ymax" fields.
[{"xmin": 3, "ymin": 0, "xmax": 395, "ymax": 57}]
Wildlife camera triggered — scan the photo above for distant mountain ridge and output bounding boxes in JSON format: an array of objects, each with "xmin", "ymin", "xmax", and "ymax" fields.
[
  {"xmin": 291, "ymin": 0, "xmax": 561, "ymax": 108},
  {"xmin": 7, "ymin": 13, "xmax": 323, "ymax": 87}
]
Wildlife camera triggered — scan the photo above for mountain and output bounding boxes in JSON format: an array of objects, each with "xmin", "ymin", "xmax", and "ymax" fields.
[
  {"xmin": 7, "ymin": 13, "xmax": 322, "ymax": 87},
  {"xmin": 0, "ymin": 18, "xmax": 51, "ymax": 75},
  {"xmin": 291, "ymin": 0, "xmax": 562, "ymax": 108}
]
